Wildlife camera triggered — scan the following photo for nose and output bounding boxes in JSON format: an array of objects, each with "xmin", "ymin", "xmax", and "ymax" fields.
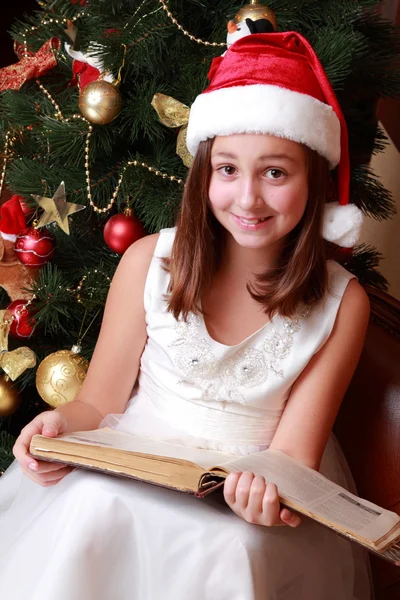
[
  {"xmin": 227, "ymin": 20, "xmax": 238, "ymax": 34},
  {"xmin": 237, "ymin": 177, "xmax": 264, "ymax": 212}
]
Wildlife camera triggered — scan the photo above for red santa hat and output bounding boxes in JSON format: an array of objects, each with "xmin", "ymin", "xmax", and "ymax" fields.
[
  {"xmin": 0, "ymin": 196, "xmax": 27, "ymax": 242},
  {"xmin": 186, "ymin": 31, "xmax": 363, "ymax": 247},
  {"xmin": 65, "ymin": 43, "xmax": 114, "ymax": 90}
]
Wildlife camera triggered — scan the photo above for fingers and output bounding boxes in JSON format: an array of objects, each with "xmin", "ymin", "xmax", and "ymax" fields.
[
  {"xmin": 13, "ymin": 417, "xmax": 45, "ymax": 470},
  {"xmin": 27, "ymin": 460, "xmax": 70, "ymax": 474},
  {"xmin": 12, "ymin": 411, "xmax": 69, "ymax": 486},
  {"xmin": 41, "ymin": 411, "xmax": 67, "ymax": 438},
  {"xmin": 26, "ymin": 465, "xmax": 74, "ymax": 487},
  {"xmin": 224, "ymin": 471, "xmax": 269, "ymax": 525},
  {"xmin": 224, "ymin": 471, "xmax": 259, "ymax": 514},
  {"xmin": 223, "ymin": 471, "xmax": 241, "ymax": 506},
  {"xmin": 280, "ymin": 507, "xmax": 302, "ymax": 528},
  {"xmin": 261, "ymin": 482, "xmax": 281, "ymax": 526},
  {"xmin": 245, "ymin": 475, "xmax": 266, "ymax": 519},
  {"xmin": 13, "ymin": 411, "xmax": 66, "ymax": 465},
  {"xmin": 224, "ymin": 472, "xmax": 302, "ymax": 528},
  {"xmin": 235, "ymin": 471, "xmax": 256, "ymax": 511}
]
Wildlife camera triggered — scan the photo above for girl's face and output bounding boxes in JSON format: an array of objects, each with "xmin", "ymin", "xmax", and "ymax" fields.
[{"xmin": 209, "ymin": 134, "xmax": 309, "ymax": 252}]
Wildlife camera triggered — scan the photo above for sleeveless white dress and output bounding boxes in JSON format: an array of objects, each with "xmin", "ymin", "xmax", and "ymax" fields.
[{"xmin": 0, "ymin": 228, "xmax": 372, "ymax": 600}]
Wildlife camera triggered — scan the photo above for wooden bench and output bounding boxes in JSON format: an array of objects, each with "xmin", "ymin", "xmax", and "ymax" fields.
[{"xmin": 334, "ymin": 286, "xmax": 400, "ymax": 599}]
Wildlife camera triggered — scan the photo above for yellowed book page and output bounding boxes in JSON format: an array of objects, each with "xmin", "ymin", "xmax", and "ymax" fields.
[
  {"xmin": 36, "ymin": 427, "xmax": 235, "ymax": 470},
  {"xmin": 220, "ymin": 449, "xmax": 400, "ymax": 547}
]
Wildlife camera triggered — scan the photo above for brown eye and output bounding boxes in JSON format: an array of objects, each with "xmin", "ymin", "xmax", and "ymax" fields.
[
  {"xmin": 220, "ymin": 166, "xmax": 236, "ymax": 175},
  {"xmin": 266, "ymin": 168, "xmax": 284, "ymax": 179}
]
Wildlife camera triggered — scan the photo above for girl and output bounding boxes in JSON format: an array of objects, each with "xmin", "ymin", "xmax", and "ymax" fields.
[{"xmin": 0, "ymin": 30, "xmax": 372, "ymax": 600}]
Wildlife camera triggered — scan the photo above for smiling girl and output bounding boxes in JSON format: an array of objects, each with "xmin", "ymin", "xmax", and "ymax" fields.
[{"xmin": 0, "ymin": 30, "xmax": 371, "ymax": 600}]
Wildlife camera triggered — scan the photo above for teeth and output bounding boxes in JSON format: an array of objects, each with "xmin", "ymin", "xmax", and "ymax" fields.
[{"xmin": 239, "ymin": 217, "xmax": 268, "ymax": 224}]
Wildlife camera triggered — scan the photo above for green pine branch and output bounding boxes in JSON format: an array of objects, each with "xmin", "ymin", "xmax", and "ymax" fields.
[
  {"xmin": 339, "ymin": 244, "xmax": 389, "ymax": 290},
  {"xmin": 0, "ymin": 431, "xmax": 15, "ymax": 473}
]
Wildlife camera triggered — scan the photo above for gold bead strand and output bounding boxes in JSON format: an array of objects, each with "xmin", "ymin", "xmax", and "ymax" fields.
[
  {"xmin": 72, "ymin": 270, "xmax": 112, "ymax": 304},
  {"xmin": 126, "ymin": 159, "xmax": 184, "ymax": 185},
  {"xmin": 1, "ymin": 293, "xmax": 38, "ymax": 333},
  {"xmin": 158, "ymin": 0, "xmax": 226, "ymax": 47},
  {"xmin": 36, "ymin": 74, "xmax": 184, "ymax": 215},
  {"xmin": 83, "ymin": 125, "xmax": 118, "ymax": 214},
  {"xmin": 0, "ymin": 131, "xmax": 11, "ymax": 198},
  {"xmin": 21, "ymin": 12, "xmax": 86, "ymax": 59},
  {"xmin": 36, "ymin": 80, "xmax": 64, "ymax": 119}
]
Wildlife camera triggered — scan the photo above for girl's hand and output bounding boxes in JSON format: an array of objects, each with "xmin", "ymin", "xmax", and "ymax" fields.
[
  {"xmin": 13, "ymin": 411, "xmax": 73, "ymax": 486},
  {"xmin": 223, "ymin": 471, "xmax": 302, "ymax": 528}
]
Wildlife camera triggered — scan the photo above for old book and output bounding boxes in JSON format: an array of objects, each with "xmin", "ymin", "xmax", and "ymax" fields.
[{"xmin": 30, "ymin": 427, "xmax": 400, "ymax": 565}]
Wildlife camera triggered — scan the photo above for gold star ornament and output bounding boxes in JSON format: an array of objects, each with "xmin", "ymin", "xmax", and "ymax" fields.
[
  {"xmin": 0, "ymin": 310, "xmax": 36, "ymax": 381},
  {"xmin": 33, "ymin": 181, "xmax": 85, "ymax": 235}
]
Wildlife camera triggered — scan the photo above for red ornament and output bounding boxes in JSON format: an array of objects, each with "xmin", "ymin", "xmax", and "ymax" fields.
[
  {"xmin": 71, "ymin": 60, "xmax": 101, "ymax": 90},
  {"xmin": 337, "ymin": 247, "xmax": 353, "ymax": 261},
  {"xmin": 15, "ymin": 227, "xmax": 56, "ymax": 267},
  {"xmin": 18, "ymin": 198, "xmax": 35, "ymax": 219},
  {"xmin": 6, "ymin": 299, "xmax": 36, "ymax": 339},
  {"xmin": 103, "ymin": 210, "xmax": 146, "ymax": 254}
]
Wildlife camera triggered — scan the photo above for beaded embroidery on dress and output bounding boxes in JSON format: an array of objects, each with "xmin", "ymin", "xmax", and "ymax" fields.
[{"xmin": 170, "ymin": 306, "xmax": 310, "ymax": 404}]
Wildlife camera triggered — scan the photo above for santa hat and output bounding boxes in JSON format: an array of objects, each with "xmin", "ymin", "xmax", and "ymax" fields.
[
  {"xmin": 0, "ymin": 196, "xmax": 27, "ymax": 242},
  {"xmin": 186, "ymin": 31, "xmax": 363, "ymax": 247},
  {"xmin": 65, "ymin": 43, "xmax": 114, "ymax": 90}
]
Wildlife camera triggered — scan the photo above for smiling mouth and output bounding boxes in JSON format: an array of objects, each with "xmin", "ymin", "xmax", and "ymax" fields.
[{"xmin": 232, "ymin": 215, "xmax": 271, "ymax": 225}]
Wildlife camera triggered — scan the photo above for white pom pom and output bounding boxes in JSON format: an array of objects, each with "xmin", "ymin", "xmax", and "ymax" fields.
[{"xmin": 322, "ymin": 202, "xmax": 364, "ymax": 247}]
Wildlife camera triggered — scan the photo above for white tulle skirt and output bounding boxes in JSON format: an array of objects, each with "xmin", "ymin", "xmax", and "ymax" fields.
[{"xmin": 0, "ymin": 401, "xmax": 373, "ymax": 600}]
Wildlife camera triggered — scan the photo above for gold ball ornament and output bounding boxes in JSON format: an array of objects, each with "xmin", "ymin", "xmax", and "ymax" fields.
[
  {"xmin": 0, "ymin": 376, "xmax": 20, "ymax": 417},
  {"xmin": 234, "ymin": 1, "xmax": 278, "ymax": 31},
  {"xmin": 36, "ymin": 348, "xmax": 89, "ymax": 408},
  {"xmin": 79, "ymin": 80, "xmax": 123, "ymax": 125}
]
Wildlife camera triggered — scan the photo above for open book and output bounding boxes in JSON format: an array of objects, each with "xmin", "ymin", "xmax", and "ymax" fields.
[{"xmin": 30, "ymin": 427, "xmax": 400, "ymax": 565}]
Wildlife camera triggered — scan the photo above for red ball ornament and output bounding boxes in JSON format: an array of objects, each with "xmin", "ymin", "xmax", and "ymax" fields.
[
  {"xmin": 6, "ymin": 299, "xmax": 37, "ymax": 339},
  {"xmin": 103, "ymin": 210, "xmax": 146, "ymax": 254},
  {"xmin": 15, "ymin": 227, "xmax": 56, "ymax": 267}
]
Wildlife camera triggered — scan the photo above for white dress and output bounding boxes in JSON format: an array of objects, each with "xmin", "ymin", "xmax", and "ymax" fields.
[{"xmin": 0, "ymin": 228, "xmax": 372, "ymax": 600}]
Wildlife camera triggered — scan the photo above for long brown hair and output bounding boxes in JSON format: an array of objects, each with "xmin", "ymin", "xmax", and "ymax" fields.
[{"xmin": 165, "ymin": 137, "xmax": 330, "ymax": 320}]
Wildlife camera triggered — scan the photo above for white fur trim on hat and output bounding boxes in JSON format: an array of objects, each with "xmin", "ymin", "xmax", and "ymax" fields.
[
  {"xmin": 187, "ymin": 84, "xmax": 341, "ymax": 169},
  {"xmin": 322, "ymin": 202, "xmax": 363, "ymax": 247},
  {"xmin": 0, "ymin": 232, "xmax": 17, "ymax": 242}
]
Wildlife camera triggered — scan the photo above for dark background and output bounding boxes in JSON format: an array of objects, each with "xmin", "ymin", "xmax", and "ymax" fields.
[
  {"xmin": 1, "ymin": 1, "xmax": 37, "ymax": 67},
  {"xmin": 0, "ymin": 1, "xmax": 399, "ymax": 148}
]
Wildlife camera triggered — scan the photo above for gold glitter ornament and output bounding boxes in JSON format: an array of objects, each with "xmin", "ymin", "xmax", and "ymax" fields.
[
  {"xmin": 0, "ymin": 310, "xmax": 36, "ymax": 380},
  {"xmin": 176, "ymin": 126, "xmax": 192, "ymax": 168},
  {"xmin": 151, "ymin": 93, "xmax": 190, "ymax": 128},
  {"xmin": 79, "ymin": 80, "xmax": 123, "ymax": 125},
  {"xmin": 35, "ymin": 346, "xmax": 89, "ymax": 408},
  {"xmin": 233, "ymin": 1, "xmax": 278, "ymax": 31},
  {"xmin": 0, "ymin": 375, "xmax": 20, "ymax": 417},
  {"xmin": 151, "ymin": 93, "xmax": 193, "ymax": 167}
]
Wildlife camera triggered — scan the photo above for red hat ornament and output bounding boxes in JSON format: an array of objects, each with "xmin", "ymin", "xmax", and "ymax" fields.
[
  {"xmin": 0, "ymin": 196, "xmax": 38, "ymax": 302},
  {"xmin": 0, "ymin": 195, "xmax": 27, "ymax": 242}
]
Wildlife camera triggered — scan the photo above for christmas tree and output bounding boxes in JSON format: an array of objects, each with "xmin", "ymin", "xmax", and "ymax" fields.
[{"xmin": 0, "ymin": 0, "xmax": 399, "ymax": 471}]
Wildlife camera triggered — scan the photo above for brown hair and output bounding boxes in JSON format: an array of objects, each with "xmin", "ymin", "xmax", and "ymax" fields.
[{"xmin": 165, "ymin": 138, "xmax": 331, "ymax": 320}]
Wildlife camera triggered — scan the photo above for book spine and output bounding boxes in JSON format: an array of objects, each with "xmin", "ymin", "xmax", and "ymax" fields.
[{"xmin": 195, "ymin": 480, "xmax": 225, "ymax": 498}]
